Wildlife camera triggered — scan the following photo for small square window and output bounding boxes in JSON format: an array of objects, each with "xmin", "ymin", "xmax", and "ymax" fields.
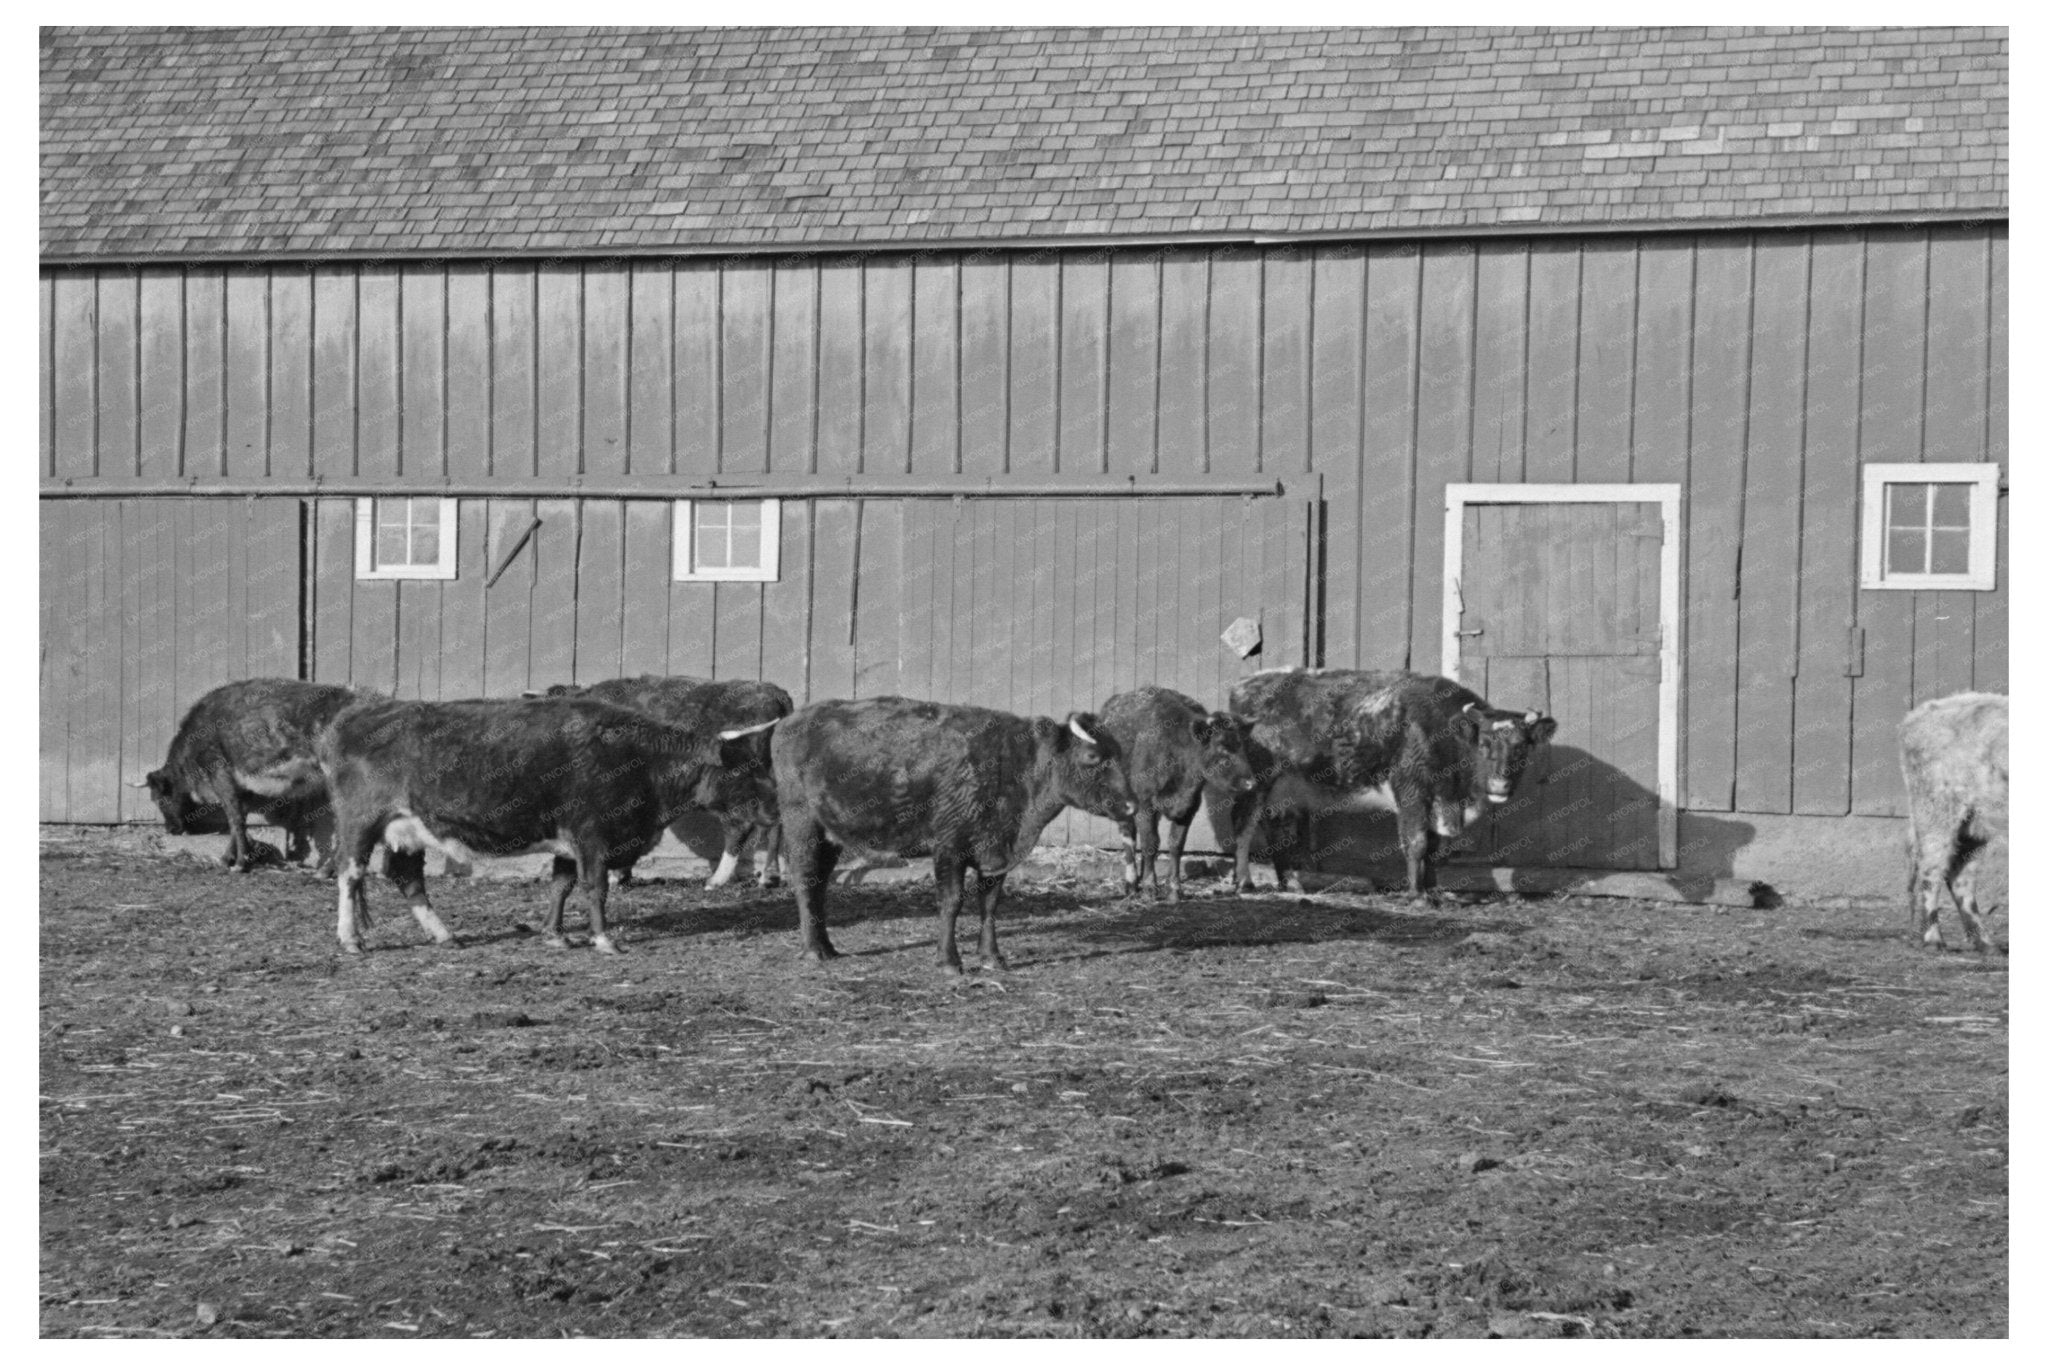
[
  {"xmin": 1860, "ymin": 464, "xmax": 1999, "ymax": 591},
  {"xmin": 355, "ymin": 497, "xmax": 457, "ymax": 580},
  {"xmin": 673, "ymin": 499, "xmax": 781, "ymax": 582}
]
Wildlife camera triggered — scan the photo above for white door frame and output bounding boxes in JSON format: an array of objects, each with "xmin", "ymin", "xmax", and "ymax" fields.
[{"xmin": 1441, "ymin": 483, "xmax": 1682, "ymax": 870}]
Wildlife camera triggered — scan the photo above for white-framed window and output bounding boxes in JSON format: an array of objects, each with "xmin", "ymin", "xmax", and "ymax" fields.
[
  {"xmin": 355, "ymin": 497, "xmax": 458, "ymax": 580},
  {"xmin": 673, "ymin": 499, "xmax": 781, "ymax": 582},
  {"xmin": 1860, "ymin": 464, "xmax": 2000, "ymax": 591}
]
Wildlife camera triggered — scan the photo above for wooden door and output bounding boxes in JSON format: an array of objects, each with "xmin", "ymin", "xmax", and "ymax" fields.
[{"xmin": 1450, "ymin": 497, "xmax": 1670, "ymax": 870}]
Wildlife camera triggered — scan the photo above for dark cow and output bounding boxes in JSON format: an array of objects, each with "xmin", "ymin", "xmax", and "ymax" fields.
[
  {"xmin": 772, "ymin": 697, "xmax": 1136, "ymax": 974},
  {"xmin": 319, "ymin": 697, "xmax": 777, "ymax": 955},
  {"xmin": 1098, "ymin": 686, "xmax": 1259, "ymax": 903},
  {"xmin": 137, "ymin": 678, "xmax": 365, "ymax": 872},
  {"xmin": 1216, "ymin": 668, "xmax": 1557, "ymax": 894},
  {"xmin": 530, "ymin": 675, "xmax": 793, "ymax": 887},
  {"xmin": 1899, "ymin": 691, "xmax": 2007, "ymax": 953}
]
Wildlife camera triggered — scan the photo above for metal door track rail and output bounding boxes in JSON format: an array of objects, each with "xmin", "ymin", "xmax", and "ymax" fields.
[{"xmin": 40, "ymin": 476, "xmax": 1294, "ymax": 501}]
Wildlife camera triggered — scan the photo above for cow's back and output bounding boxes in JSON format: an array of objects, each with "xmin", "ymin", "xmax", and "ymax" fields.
[
  {"xmin": 168, "ymin": 678, "xmax": 364, "ymax": 783},
  {"xmin": 775, "ymin": 697, "xmax": 1036, "ymax": 855},
  {"xmin": 324, "ymin": 697, "xmax": 682, "ymax": 855},
  {"xmin": 572, "ymin": 675, "xmax": 792, "ymax": 734},
  {"xmin": 1101, "ymin": 686, "xmax": 1208, "ymax": 801},
  {"xmin": 1901, "ymin": 692, "xmax": 2008, "ymax": 822}
]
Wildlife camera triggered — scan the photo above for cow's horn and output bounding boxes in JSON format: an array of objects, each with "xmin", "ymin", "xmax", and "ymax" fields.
[
  {"xmin": 718, "ymin": 719, "xmax": 779, "ymax": 740},
  {"xmin": 1463, "ymin": 701, "xmax": 1478, "ymax": 713},
  {"xmin": 1069, "ymin": 716, "xmax": 1099, "ymax": 745},
  {"xmin": 1525, "ymin": 710, "xmax": 1539, "ymax": 724},
  {"xmin": 126, "ymin": 779, "xmax": 150, "ymax": 788}
]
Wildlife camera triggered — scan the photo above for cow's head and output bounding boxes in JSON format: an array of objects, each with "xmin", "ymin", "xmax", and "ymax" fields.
[
  {"xmin": 704, "ymin": 719, "xmax": 781, "ymax": 822},
  {"xmin": 1451, "ymin": 703, "xmax": 1558, "ymax": 806},
  {"xmin": 1192, "ymin": 712, "xmax": 1262, "ymax": 794},
  {"xmin": 140, "ymin": 768, "xmax": 199, "ymax": 835},
  {"xmin": 1037, "ymin": 712, "xmax": 1137, "ymax": 820}
]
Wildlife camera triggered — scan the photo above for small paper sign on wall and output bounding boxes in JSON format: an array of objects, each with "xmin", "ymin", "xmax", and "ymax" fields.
[{"xmin": 1221, "ymin": 616, "xmax": 1262, "ymax": 659}]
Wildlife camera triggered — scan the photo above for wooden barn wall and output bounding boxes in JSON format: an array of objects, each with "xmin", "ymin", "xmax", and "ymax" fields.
[{"xmin": 41, "ymin": 223, "xmax": 2005, "ymax": 823}]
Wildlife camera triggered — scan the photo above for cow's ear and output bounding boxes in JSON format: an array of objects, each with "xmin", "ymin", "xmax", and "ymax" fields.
[
  {"xmin": 1449, "ymin": 706, "xmax": 1483, "ymax": 745},
  {"xmin": 1528, "ymin": 716, "xmax": 1558, "ymax": 745},
  {"xmin": 1189, "ymin": 715, "xmax": 1213, "ymax": 744}
]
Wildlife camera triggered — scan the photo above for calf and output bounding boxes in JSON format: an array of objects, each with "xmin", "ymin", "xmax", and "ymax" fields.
[
  {"xmin": 137, "ymin": 678, "xmax": 365, "ymax": 872},
  {"xmin": 1098, "ymin": 686, "xmax": 1259, "ymax": 902},
  {"xmin": 1899, "ymin": 691, "xmax": 2007, "ymax": 953},
  {"xmin": 1217, "ymin": 668, "xmax": 1556, "ymax": 894},
  {"xmin": 772, "ymin": 697, "xmax": 1135, "ymax": 974},
  {"xmin": 531, "ymin": 675, "xmax": 792, "ymax": 887},
  {"xmin": 319, "ymin": 696, "xmax": 777, "ymax": 955}
]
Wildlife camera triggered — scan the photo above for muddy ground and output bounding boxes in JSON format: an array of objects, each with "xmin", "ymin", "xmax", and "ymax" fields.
[{"xmin": 41, "ymin": 831, "xmax": 2007, "ymax": 1338}]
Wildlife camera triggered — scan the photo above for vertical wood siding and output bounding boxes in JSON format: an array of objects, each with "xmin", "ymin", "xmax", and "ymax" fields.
[{"xmin": 41, "ymin": 224, "xmax": 2005, "ymax": 829}]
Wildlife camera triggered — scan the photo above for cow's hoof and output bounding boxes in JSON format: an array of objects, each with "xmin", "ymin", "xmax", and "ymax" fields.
[
  {"xmin": 542, "ymin": 934, "xmax": 570, "ymax": 951},
  {"xmin": 339, "ymin": 942, "xmax": 363, "ymax": 956},
  {"xmin": 757, "ymin": 875, "xmax": 783, "ymax": 890},
  {"xmin": 978, "ymin": 956, "xmax": 1011, "ymax": 973},
  {"xmin": 939, "ymin": 961, "xmax": 967, "ymax": 977},
  {"xmin": 434, "ymin": 937, "xmax": 463, "ymax": 950},
  {"xmin": 593, "ymin": 935, "xmax": 624, "ymax": 956},
  {"xmin": 805, "ymin": 944, "xmax": 840, "ymax": 964}
]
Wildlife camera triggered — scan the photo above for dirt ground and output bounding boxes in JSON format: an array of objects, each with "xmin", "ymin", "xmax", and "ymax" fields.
[{"xmin": 40, "ymin": 829, "xmax": 2007, "ymax": 1338}]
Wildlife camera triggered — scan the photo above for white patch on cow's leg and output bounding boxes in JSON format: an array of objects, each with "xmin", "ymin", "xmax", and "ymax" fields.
[
  {"xmin": 336, "ymin": 861, "xmax": 365, "ymax": 954},
  {"xmin": 706, "ymin": 850, "xmax": 741, "ymax": 887},
  {"xmin": 410, "ymin": 902, "xmax": 457, "ymax": 947}
]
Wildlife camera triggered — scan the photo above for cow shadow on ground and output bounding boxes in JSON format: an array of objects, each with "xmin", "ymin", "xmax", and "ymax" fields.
[
  {"xmin": 1208, "ymin": 743, "xmax": 1761, "ymax": 903},
  {"xmin": 600, "ymin": 869, "xmax": 1530, "ymax": 968}
]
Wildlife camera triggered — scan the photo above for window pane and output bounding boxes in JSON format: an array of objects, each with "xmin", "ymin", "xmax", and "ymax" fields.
[
  {"xmin": 1887, "ymin": 482, "xmax": 1928, "ymax": 529},
  {"xmin": 696, "ymin": 502, "xmax": 730, "ymax": 537},
  {"xmin": 696, "ymin": 524, "xmax": 729, "ymax": 570},
  {"xmin": 730, "ymin": 523, "xmax": 761, "ymax": 568},
  {"xmin": 411, "ymin": 521, "xmax": 440, "ymax": 566},
  {"xmin": 1887, "ymin": 526, "xmax": 1927, "ymax": 576},
  {"xmin": 1930, "ymin": 483, "xmax": 1971, "ymax": 529},
  {"xmin": 376, "ymin": 498, "xmax": 408, "ymax": 533},
  {"xmin": 376, "ymin": 524, "xmax": 408, "ymax": 567},
  {"xmin": 728, "ymin": 501, "xmax": 762, "ymax": 532},
  {"xmin": 1929, "ymin": 527, "xmax": 1970, "ymax": 575}
]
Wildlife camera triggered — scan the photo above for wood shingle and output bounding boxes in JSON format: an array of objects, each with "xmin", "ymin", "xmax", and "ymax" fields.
[{"xmin": 42, "ymin": 26, "xmax": 2006, "ymax": 259}]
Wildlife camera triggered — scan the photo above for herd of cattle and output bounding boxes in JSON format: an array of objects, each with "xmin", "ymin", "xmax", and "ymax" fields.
[
  {"xmin": 136, "ymin": 670, "xmax": 1559, "ymax": 970},
  {"xmin": 135, "ymin": 667, "xmax": 2004, "ymax": 967}
]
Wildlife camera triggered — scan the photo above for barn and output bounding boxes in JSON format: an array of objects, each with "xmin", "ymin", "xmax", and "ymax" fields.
[{"xmin": 39, "ymin": 27, "xmax": 2007, "ymax": 899}]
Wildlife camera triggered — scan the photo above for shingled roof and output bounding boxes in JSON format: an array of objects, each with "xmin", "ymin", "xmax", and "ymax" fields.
[{"xmin": 41, "ymin": 25, "xmax": 2007, "ymax": 260}]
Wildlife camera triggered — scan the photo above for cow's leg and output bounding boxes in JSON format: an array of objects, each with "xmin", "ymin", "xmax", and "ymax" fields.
[
  {"xmin": 580, "ymin": 843, "xmax": 622, "ymax": 955},
  {"xmin": 1122, "ymin": 810, "xmax": 1155, "ymax": 896},
  {"xmin": 975, "ymin": 870, "xmax": 1010, "ymax": 972},
  {"xmin": 756, "ymin": 820, "xmax": 785, "ymax": 888},
  {"xmin": 1228, "ymin": 790, "xmax": 1263, "ymax": 893},
  {"xmin": 542, "ymin": 856, "xmax": 577, "ymax": 949},
  {"xmin": 1948, "ymin": 836, "xmax": 1993, "ymax": 954},
  {"xmin": 1162, "ymin": 815, "xmax": 1193, "ymax": 904},
  {"xmin": 1396, "ymin": 801, "xmax": 1436, "ymax": 894},
  {"xmin": 1134, "ymin": 807, "xmax": 1163, "ymax": 898},
  {"xmin": 385, "ymin": 847, "xmax": 455, "ymax": 949},
  {"xmin": 706, "ymin": 816, "xmax": 748, "ymax": 888},
  {"xmin": 222, "ymin": 792, "xmax": 254, "ymax": 871},
  {"xmin": 1269, "ymin": 810, "xmax": 1309, "ymax": 892},
  {"xmin": 1907, "ymin": 832, "xmax": 1941, "ymax": 948},
  {"xmin": 334, "ymin": 819, "xmax": 383, "ymax": 954},
  {"xmin": 785, "ymin": 816, "xmax": 840, "ymax": 961},
  {"xmin": 932, "ymin": 855, "xmax": 969, "ymax": 975}
]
